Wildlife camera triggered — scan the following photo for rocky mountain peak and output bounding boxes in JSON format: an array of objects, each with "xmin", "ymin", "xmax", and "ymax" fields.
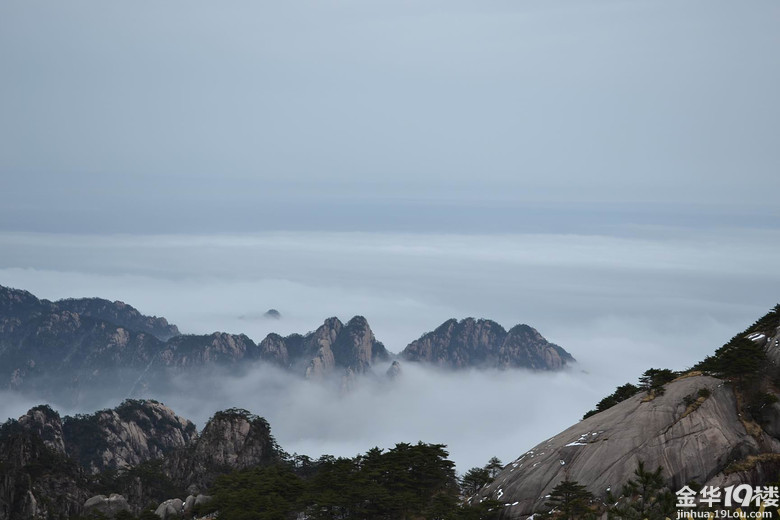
[
  {"xmin": 161, "ymin": 332, "xmax": 256, "ymax": 367},
  {"xmin": 499, "ymin": 323, "xmax": 574, "ymax": 370},
  {"xmin": 156, "ymin": 407, "xmax": 281, "ymax": 493},
  {"xmin": 17, "ymin": 404, "xmax": 66, "ymax": 455},
  {"xmin": 401, "ymin": 318, "xmax": 573, "ymax": 370},
  {"xmin": 0, "ymin": 286, "xmax": 42, "ymax": 318},
  {"xmin": 386, "ymin": 360, "xmax": 402, "ymax": 379},
  {"xmin": 195, "ymin": 408, "xmax": 276, "ymax": 470},
  {"xmin": 305, "ymin": 315, "xmax": 389, "ymax": 379},
  {"xmin": 62, "ymin": 399, "xmax": 197, "ymax": 474}
]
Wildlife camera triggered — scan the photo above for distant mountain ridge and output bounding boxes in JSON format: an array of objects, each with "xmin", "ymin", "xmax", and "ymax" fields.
[
  {"xmin": 0, "ymin": 285, "xmax": 574, "ymax": 406},
  {"xmin": 0, "ymin": 286, "xmax": 178, "ymax": 340},
  {"xmin": 401, "ymin": 317, "xmax": 573, "ymax": 370}
]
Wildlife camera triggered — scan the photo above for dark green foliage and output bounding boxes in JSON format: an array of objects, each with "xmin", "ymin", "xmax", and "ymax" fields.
[
  {"xmin": 544, "ymin": 480, "xmax": 594, "ymax": 520},
  {"xmin": 613, "ymin": 460, "xmax": 674, "ymax": 520},
  {"xmin": 73, "ymin": 513, "xmax": 109, "ymax": 520},
  {"xmin": 583, "ymin": 383, "xmax": 641, "ymax": 419},
  {"xmin": 203, "ymin": 464, "xmax": 304, "ymax": 520},
  {"xmin": 457, "ymin": 500, "xmax": 502, "ymax": 520},
  {"xmin": 205, "ymin": 442, "xmax": 497, "ymax": 520},
  {"xmin": 695, "ymin": 304, "xmax": 779, "ymax": 381},
  {"xmin": 697, "ymin": 388, "xmax": 711, "ymax": 399},
  {"xmin": 62, "ymin": 413, "xmax": 110, "ymax": 467},
  {"xmin": 638, "ymin": 369, "xmax": 677, "ymax": 395},
  {"xmin": 748, "ymin": 392, "xmax": 779, "ymax": 419},
  {"xmin": 0, "ymin": 420, "xmax": 92, "ymax": 520},
  {"xmin": 110, "ymin": 460, "xmax": 182, "ymax": 505},
  {"xmin": 459, "ymin": 456, "xmax": 503, "ymax": 495},
  {"xmin": 583, "ymin": 303, "xmax": 780, "ymax": 420},
  {"xmin": 484, "ymin": 456, "xmax": 503, "ymax": 479},
  {"xmin": 460, "ymin": 467, "xmax": 492, "ymax": 495},
  {"xmin": 697, "ymin": 336, "xmax": 766, "ymax": 380},
  {"xmin": 745, "ymin": 304, "xmax": 780, "ymax": 336}
]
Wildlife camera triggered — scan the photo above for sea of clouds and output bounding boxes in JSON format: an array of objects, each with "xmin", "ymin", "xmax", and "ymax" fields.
[{"xmin": 1, "ymin": 228, "xmax": 778, "ymax": 470}]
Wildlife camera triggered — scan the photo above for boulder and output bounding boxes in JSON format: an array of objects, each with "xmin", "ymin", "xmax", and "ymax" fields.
[
  {"xmin": 84, "ymin": 493, "xmax": 131, "ymax": 517},
  {"xmin": 155, "ymin": 498, "xmax": 183, "ymax": 519}
]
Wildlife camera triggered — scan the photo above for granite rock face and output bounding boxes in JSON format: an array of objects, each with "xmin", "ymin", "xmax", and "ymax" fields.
[
  {"xmin": 83, "ymin": 494, "xmax": 131, "ymax": 517},
  {"xmin": 256, "ymin": 316, "xmax": 389, "ymax": 379},
  {"xmin": 0, "ymin": 410, "xmax": 90, "ymax": 519},
  {"xmin": 0, "ymin": 285, "xmax": 168, "ymax": 402},
  {"xmin": 160, "ymin": 332, "xmax": 257, "ymax": 367},
  {"xmin": 477, "ymin": 319, "xmax": 780, "ymax": 519},
  {"xmin": 167, "ymin": 408, "xmax": 278, "ymax": 492},
  {"xmin": 154, "ymin": 498, "xmax": 183, "ymax": 519},
  {"xmin": 401, "ymin": 318, "xmax": 573, "ymax": 370},
  {"xmin": 62, "ymin": 400, "xmax": 197, "ymax": 474},
  {"xmin": 0, "ymin": 400, "xmax": 281, "ymax": 519},
  {"xmin": 17, "ymin": 404, "xmax": 66, "ymax": 455}
]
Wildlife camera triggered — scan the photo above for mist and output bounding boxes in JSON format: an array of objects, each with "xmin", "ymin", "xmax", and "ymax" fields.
[{"xmin": 1, "ymin": 228, "xmax": 778, "ymax": 470}]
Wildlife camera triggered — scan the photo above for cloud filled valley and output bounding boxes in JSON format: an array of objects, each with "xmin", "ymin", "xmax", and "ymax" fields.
[{"xmin": 1, "ymin": 228, "xmax": 778, "ymax": 471}]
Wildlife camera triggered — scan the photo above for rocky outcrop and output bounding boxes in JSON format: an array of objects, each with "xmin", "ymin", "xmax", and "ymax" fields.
[
  {"xmin": 17, "ymin": 404, "xmax": 66, "ymax": 455},
  {"xmin": 160, "ymin": 332, "xmax": 257, "ymax": 367},
  {"xmin": 168, "ymin": 409, "xmax": 278, "ymax": 492},
  {"xmin": 305, "ymin": 316, "xmax": 390, "ymax": 379},
  {"xmin": 498, "ymin": 324, "xmax": 572, "ymax": 370},
  {"xmin": 183, "ymin": 494, "xmax": 212, "ymax": 515},
  {"xmin": 154, "ymin": 498, "xmax": 183, "ymax": 519},
  {"xmin": 0, "ymin": 400, "xmax": 281, "ymax": 519},
  {"xmin": 83, "ymin": 494, "xmax": 131, "ymax": 517},
  {"xmin": 477, "ymin": 312, "xmax": 780, "ymax": 519},
  {"xmin": 62, "ymin": 400, "xmax": 197, "ymax": 474},
  {"xmin": 0, "ymin": 414, "xmax": 89, "ymax": 519},
  {"xmin": 257, "ymin": 332, "xmax": 296, "ymax": 366},
  {"xmin": 264, "ymin": 309, "xmax": 281, "ymax": 319},
  {"xmin": 256, "ymin": 316, "xmax": 389, "ymax": 379},
  {"xmin": 401, "ymin": 318, "xmax": 573, "ymax": 370},
  {"xmin": 386, "ymin": 360, "xmax": 402, "ymax": 379}
]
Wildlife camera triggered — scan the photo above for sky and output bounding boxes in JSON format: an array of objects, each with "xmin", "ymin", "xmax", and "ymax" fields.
[
  {"xmin": 1, "ymin": 0, "xmax": 779, "ymax": 233},
  {"xmin": 1, "ymin": 0, "xmax": 779, "ymax": 470}
]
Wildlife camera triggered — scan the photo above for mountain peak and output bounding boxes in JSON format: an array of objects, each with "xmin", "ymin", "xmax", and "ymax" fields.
[{"xmin": 401, "ymin": 318, "xmax": 573, "ymax": 370}]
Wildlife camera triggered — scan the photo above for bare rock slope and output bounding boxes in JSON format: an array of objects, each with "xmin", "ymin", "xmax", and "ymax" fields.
[{"xmin": 478, "ymin": 311, "xmax": 780, "ymax": 518}]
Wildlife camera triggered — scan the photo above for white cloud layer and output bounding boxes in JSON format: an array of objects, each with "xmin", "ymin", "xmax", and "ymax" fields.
[{"xmin": 1, "ymin": 229, "xmax": 778, "ymax": 470}]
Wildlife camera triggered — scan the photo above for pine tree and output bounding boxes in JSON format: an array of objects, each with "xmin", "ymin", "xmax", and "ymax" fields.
[
  {"xmin": 615, "ymin": 460, "xmax": 674, "ymax": 520},
  {"xmin": 544, "ymin": 480, "xmax": 594, "ymax": 520},
  {"xmin": 485, "ymin": 456, "xmax": 503, "ymax": 479},
  {"xmin": 461, "ymin": 467, "xmax": 492, "ymax": 495}
]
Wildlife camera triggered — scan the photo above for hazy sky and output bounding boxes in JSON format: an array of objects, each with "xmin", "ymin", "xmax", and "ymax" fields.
[
  {"xmin": 1, "ymin": 0, "xmax": 779, "ymax": 233},
  {"xmin": 1, "ymin": 0, "xmax": 779, "ymax": 471}
]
